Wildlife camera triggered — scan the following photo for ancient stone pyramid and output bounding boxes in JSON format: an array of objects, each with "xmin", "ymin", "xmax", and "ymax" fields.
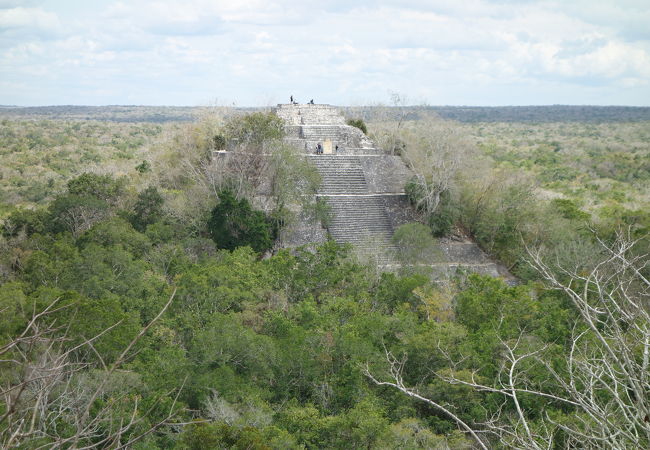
[{"xmin": 276, "ymin": 103, "xmax": 508, "ymax": 278}]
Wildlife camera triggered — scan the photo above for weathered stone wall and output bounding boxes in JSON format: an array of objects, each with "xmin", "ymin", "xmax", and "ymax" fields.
[
  {"xmin": 380, "ymin": 195, "xmax": 420, "ymax": 230},
  {"xmin": 272, "ymin": 103, "xmax": 512, "ymax": 281},
  {"xmin": 359, "ymin": 156, "xmax": 413, "ymax": 194}
]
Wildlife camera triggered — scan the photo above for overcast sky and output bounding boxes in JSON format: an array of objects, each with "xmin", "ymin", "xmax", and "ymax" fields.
[{"xmin": 1, "ymin": 0, "xmax": 649, "ymax": 106}]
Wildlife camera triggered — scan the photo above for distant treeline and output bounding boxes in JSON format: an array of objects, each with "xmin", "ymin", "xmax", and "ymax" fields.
[
  {"xmin": 431, "ymin": 105, "xmax": 650, "ymax": 123},
  {"xmin": 2, "ymin": 104, "xmax": 650, "ymax": 123},
  {"xmin": 0, "ymin": 105, "xmax": 200, "ymax": 122},
  {"xmin": 345, "ymin": 105, "xmax": 650, "ymax": 123}
]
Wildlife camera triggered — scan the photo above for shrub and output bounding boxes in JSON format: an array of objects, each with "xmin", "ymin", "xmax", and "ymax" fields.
[
  {"xmin": 67, "ymin": 173, "xmax": 124, "ymax": 203},
  {"xmin": 135, "ymin": 160, "xmax": 151, "ymax": 173},
  {"xmin": 392, "ymin": 223, "xmax": 440, "ymax": 265},
  {"xmin": 346, "ymin": 118, "xmax": 368, "ymax": 135},
  {"xmin": 208, "ymin": 190, "xmax": 274, "ymax": 253},
  {"xmin": 428, "ymin": 190, "xmax": 460, "ymax": 237},
  {"xmin": 130, "ymin": 186, "xmax": 165, "ymax": 232},
  {"xmin": 1, "ymin": 208, "xmax": 48, "ymax": 238},
  {"xmin": 551, "ymin": 198, "xmax": 589, "ymax": 222},
  {"xmin": 225, "ymin": 112, "xmax": 284, "ymax": 148},
  {"xmin": 405, "ymin": 179, "xmax": 459, "ymax": 237},
  {"xmin": 212, "ymin": 134, "xmax": 226, "ymax": 150}
]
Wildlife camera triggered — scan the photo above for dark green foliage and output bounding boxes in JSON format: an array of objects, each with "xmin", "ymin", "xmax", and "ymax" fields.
[
  {"xmin": 346, "ymin": 118, "xmax": 368, "ymax": 134},
  {"xmin": 212, "ymin": 134, "xmax": 226, "ymax": 150},
  {"xmin": 428, "ymin": 190, "xmax": 460, "ymax": 236},
  {"xmin": 374, "ymin": 272, "xmax": 428, "ymax": 312},
  {"xmin": 405, "ymin": 181, "xmax": 459, "ymax": 237},
  {"xmin": 0, "ymin": 191, "xmax": 595, "ymax": 449},
  {"xmin": 404, "ymin": 177, "xmax": 424, "ymax": 208},
  {"xmin": 208, "ymin": 190, "xmax": 274, "ymax": 253},
  {"xmin": 5, "ymin": 113, "xmax": 647, "ymax": 449},
  {"xmin": 38, "ymin": 173, "xmax": 130, "ymax": 236},
  {"xmin": 0, "ymin": 282, "xmax": 29, "ymax": 338},
  {"xmin": 47, "ymin": 193, "xmax": 110, "ymax": 236},
  {"xmin": 179, "ymin": 422, "xmax": 272, "ymax": 450},
  {"xmin": 551, "ymin": 198, "xmax": 590, "ymax": 222},
  {"xmin": 79, "ymin": 217, "xmax": 151, "ymax": 257},
  {"xmin": 597, "ymin": 204, "xmax": 650, "ymax": 238},
  {"xmin": 130, "ymin": 186, "xmax": 165, "ymax": 232},
  {"xmin": 1, "ymin": 207, "xmax": 48, "ymax": 237},
  {"xmin": 392, "ymin": 223, "xmax": 440, "ymax": 267},
  {"xmin": 67, "ymin": 172, "xmax": 125, "ymax": 203},
  {"xmin": 135, "ymin": 160, "xmax": 151, "ymax": 173}
]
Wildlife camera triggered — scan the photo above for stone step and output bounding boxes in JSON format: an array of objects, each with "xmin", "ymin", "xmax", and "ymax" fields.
[
  {"xmin": 284, "ymin": 126, "xmax": 303, "ymax": 138},
  {"xmin": 302, "ymin": 128, "xmax": 343, "ymax": 134},
  {"xmin": 331, "ymin": 228, "xmax": 393, "ymax": 235},
  {"xmin": 329, "ymin": 221, "xmax": 393, "ymax": 229},
  {"xmin": 301, "ymin": 125, "xmax": 345, "ymax": 130},
  {"xmin": 329, "ymin": 206, "xmax": 388, "ymax": 213},
  {"xmin": 320, "ymin": 187, "xmax": 368, "ymax": 191},
  {"xmin": 319, "ymin": 179, "xmax": 367, "ymax": 185},
  {"xmin": 330, "ymin": 219, "xmax": 391, "ymax": 225},
  {"xmin": 311, "ymin": 159, "xmax": 363, "ymax": 164},
  {"xmin": 285, "ymin": 138, "xmax": 306, "ymax": 148},
  {"xmin": 320, "ymin": 184, "xmax": 367, "ymax": 189},
  {"xmin": 336, "ymin": 147, "xmax": 385, "ymax": 156},
  {"xmin": 277, "ymin": 104, "xmax": 509, "ymax": 275},
  {"xmin": 310, "ymin": 155, "xmax": 369, "ymax": 195},
  {"xmin": 309, "ymin": 156, "xmax": 363, "ymax": 164},
  {"xmin": 315, "ymin": 164, "xmax": 364, "ymax": 168},
  {"xmin": 332, "ymin": 238, "xmax": 395, "ymax": 246},
  {"xmin": 323, "ymin": 196, "xmax": 395, "ymax": 254},
  {"xmin": 319, "ymin": 178, "xmax": 366, "ymax": 182},
  {"xmin": 333, "ymin": 227, "xmax": 392, "ymax": 232},
  {"xmin": 319, "ymin": 172, "xmax": 365, "ymax": 176},
  {"xmin": 320, "ymin": 189, "xmax": 369, "ymax": 194}
]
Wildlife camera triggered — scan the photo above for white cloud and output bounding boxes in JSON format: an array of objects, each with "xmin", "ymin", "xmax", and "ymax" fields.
[
  {"xmin": 1, "ymin": 0, "xmax": 649, "ymax": 105},
  {"xmin": 0, "ymin": 6, "xmax": 60, "ymax": 31}
]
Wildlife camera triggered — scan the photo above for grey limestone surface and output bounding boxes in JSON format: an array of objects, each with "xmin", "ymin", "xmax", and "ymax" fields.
[
  {"xmin": 359, "ymin": 156, "xmax": 413, "ymax": 194},
  {"xmin": 380, "ymin": 195, "xmax": 420, "ymax": 230},
  {"xmin": 276, "ymin": 213, "xmax": 328, "ymax": 248},
  {"xmin": 273, "ymin": 103, "xmax": 508, "ymax": 280}
]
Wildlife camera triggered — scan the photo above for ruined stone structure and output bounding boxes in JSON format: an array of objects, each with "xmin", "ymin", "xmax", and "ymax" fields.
[{"xmin": 276, "ymin": 103, "xmax": 508, "ymax": 278}]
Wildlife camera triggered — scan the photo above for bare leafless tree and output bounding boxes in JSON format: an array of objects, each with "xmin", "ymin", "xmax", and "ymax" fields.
[
  {"xmin": 364, "ymin": 349, "xmax": 489, "ymax": 450},
  {"xmin": 56, "ymin": 204, "xmax": 109, "ymax": 239},
  {"xmin": 367, "ymin": 230, "xmax": 650, "ymax": 449},
  {"xmin": 400, "ymin": 119, "xmax": 476, "ymax": 216},
  {"xmin": 370, "ymin": 108, "xmax": 477, "ymax": 217},
  {"xmin": 369, "ymin": 93, "xmax": 411, "ymax": 156},
  {"xmin": 1, "ymin": 290, "xmax": 182, "ymax": 449}
]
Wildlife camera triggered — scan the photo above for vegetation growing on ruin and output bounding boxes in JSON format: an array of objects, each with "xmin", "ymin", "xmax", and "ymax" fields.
[
  {"xmin": 1, "ymin": 106, "xmax": 648, "ymax": 448},
  {"xmin": 346, "ymin": 118, "xmax": 368, "ymax": 135}
]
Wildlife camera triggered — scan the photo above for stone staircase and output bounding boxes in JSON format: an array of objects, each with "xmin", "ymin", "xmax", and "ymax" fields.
[
  {"xmin": 327, "ymin": 195, "xmax": 397, "ymax": 264},
  {"xmin": 274, "ymin": 103, "xmax": 511, "ymax": 279},
  {"xmin": 326, "ymin": 196, "xmax": 393, "ymax": 242},
  {"xmin": 309, "ymin": 155, "xmax": 368, "ymax": 194},
  {"xmin": 301, "ymin": 125, "xmax": 343, "ymax": 141},
  {"xmin": 336, "ymin": 147, "xmax": 385, "ymax": 156},
  {"xmin": 309, "ymin": 153, "xmax": 398, "ymax": 264},
  {"xmin": 275, "ymin": 104, "xmax": 402, "ymax": 265}
]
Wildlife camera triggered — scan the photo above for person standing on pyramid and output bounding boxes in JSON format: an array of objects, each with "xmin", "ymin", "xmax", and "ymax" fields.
[{"xmin": 290, "ymin": 95, "xmax": 294, "ymax": 103}]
